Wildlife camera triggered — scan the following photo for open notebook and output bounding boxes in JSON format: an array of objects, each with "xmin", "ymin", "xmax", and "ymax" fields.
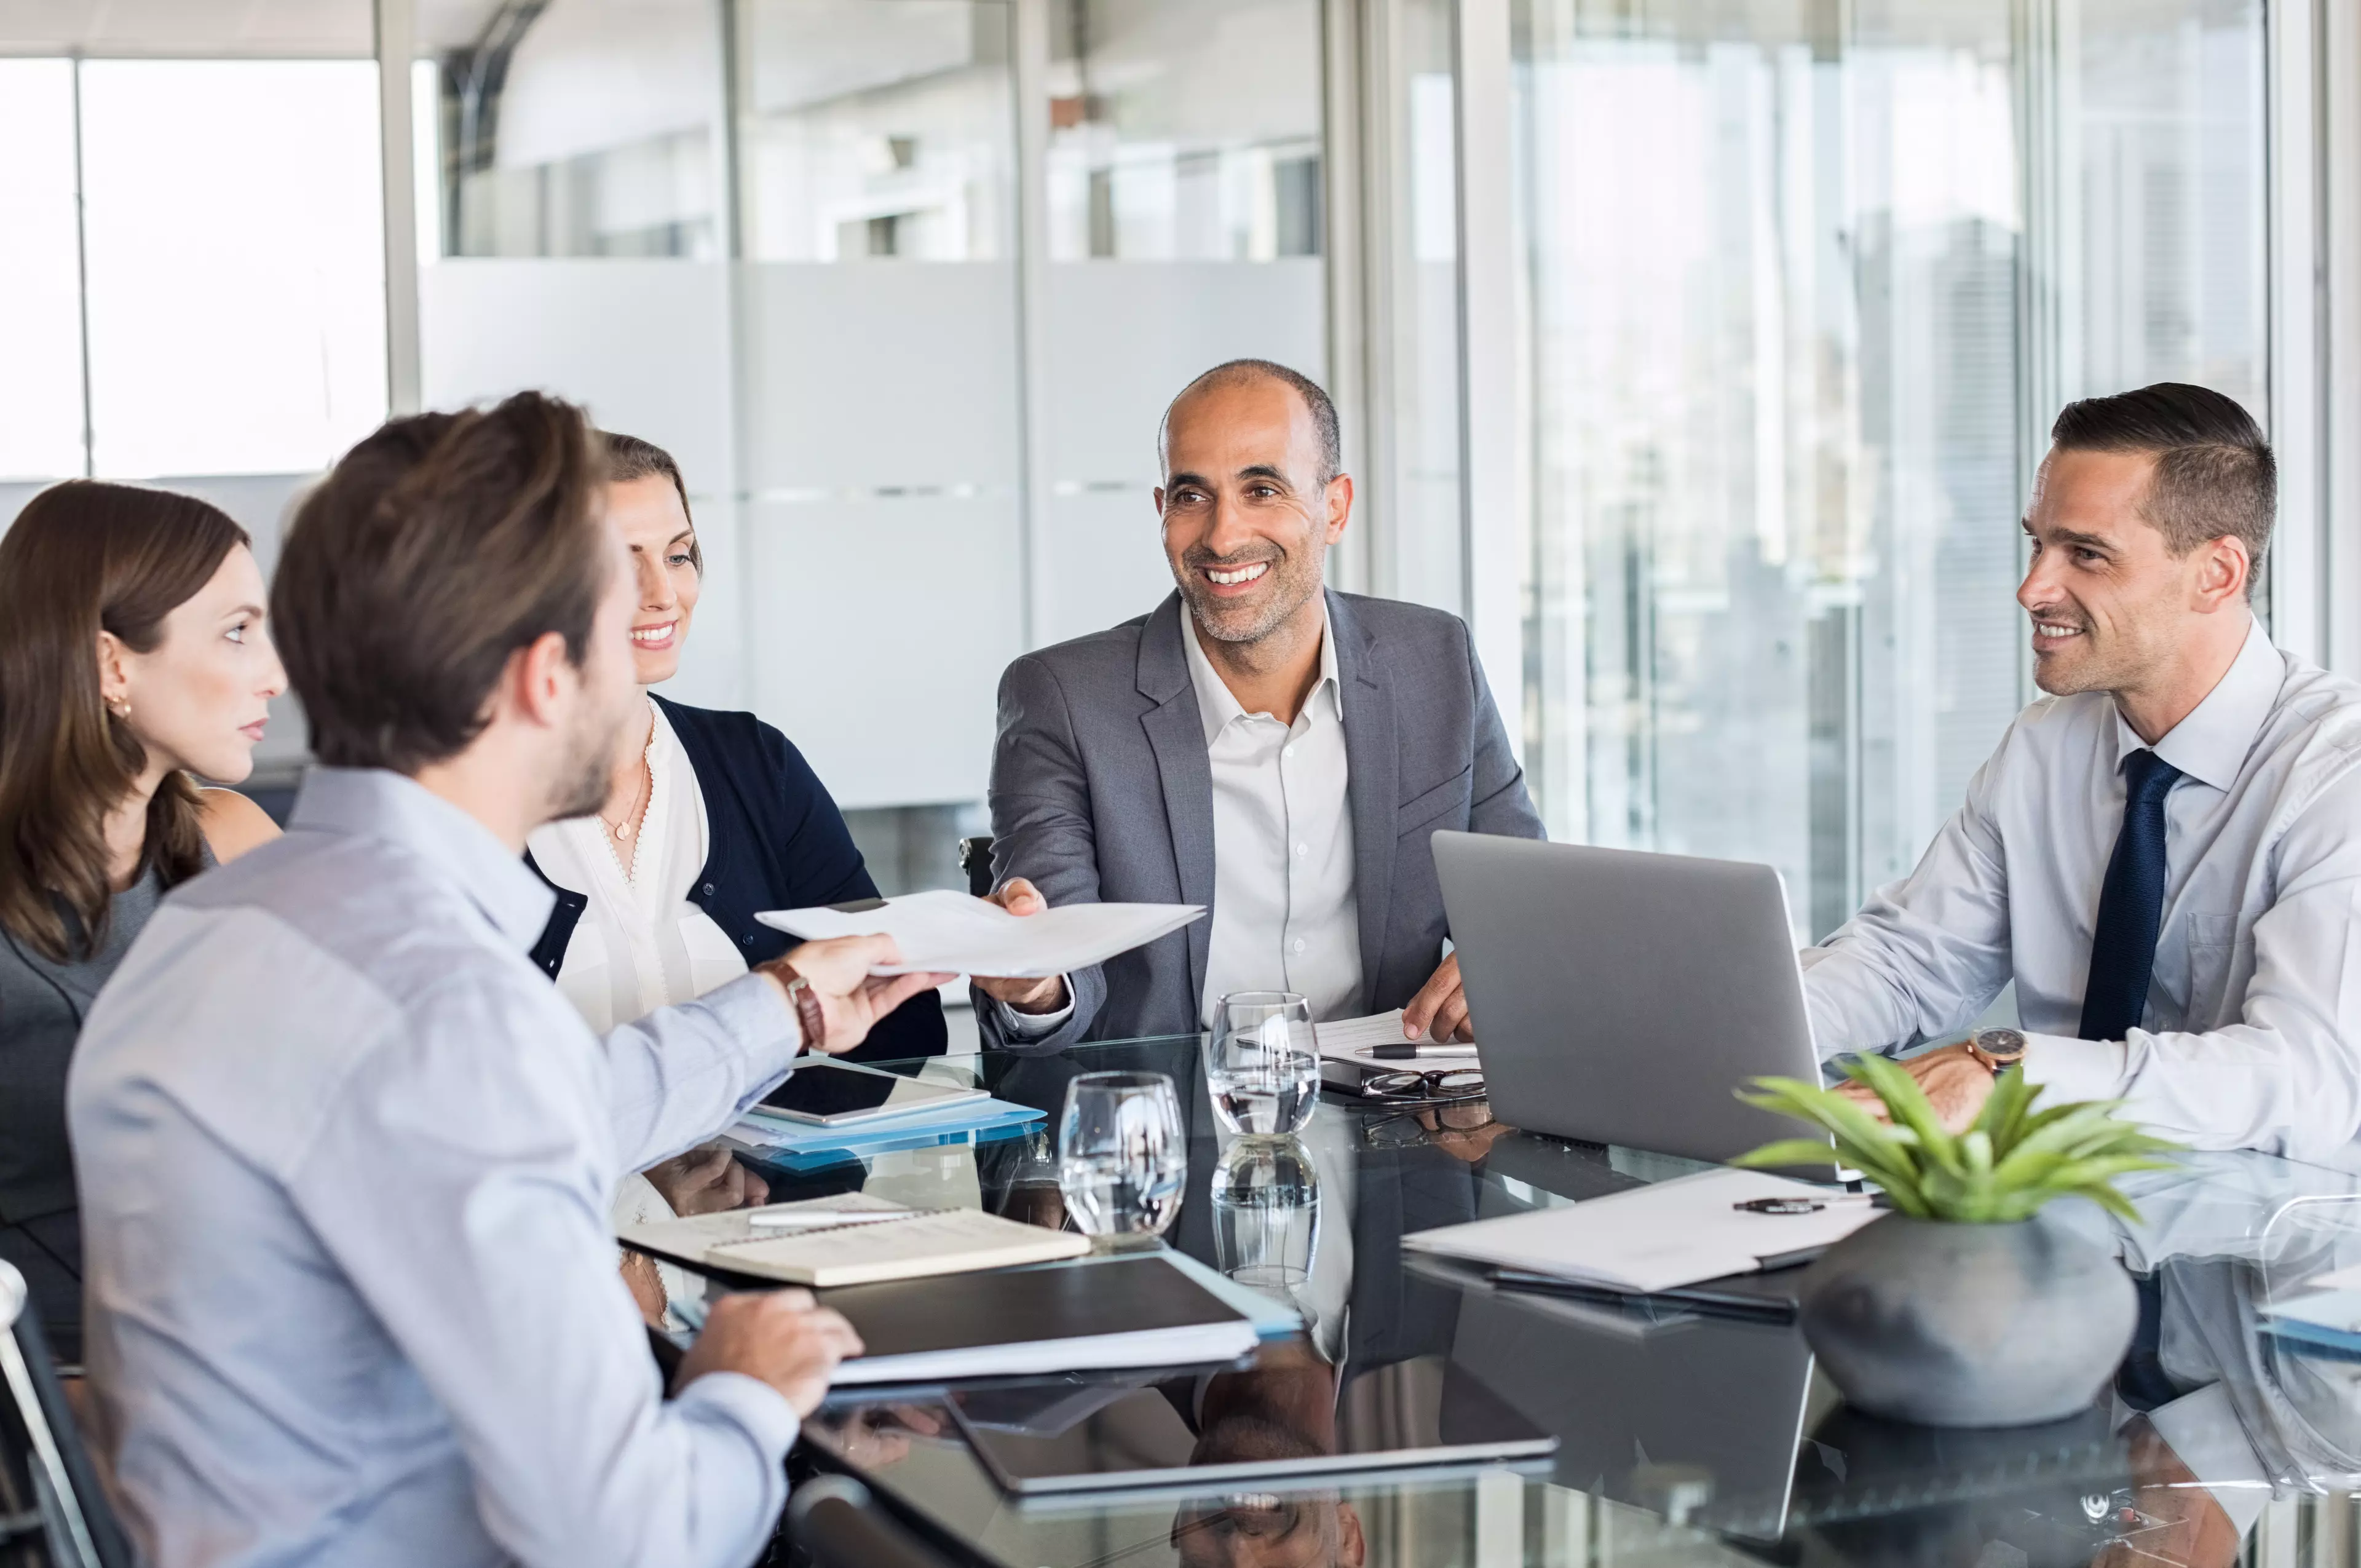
[{"xmin": 620, "ymin": 1193, "xmax": 1089, "ymax": 1288}]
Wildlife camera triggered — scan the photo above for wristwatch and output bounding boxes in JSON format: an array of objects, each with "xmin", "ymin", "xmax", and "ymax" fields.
[
  {"xmin": 1968, "ymin": 1027, "xmax": 2028, "ymax": 1076},
  {"xmin": 775, "ymin": 963, "xmax": 828, "ymax": 1053}
]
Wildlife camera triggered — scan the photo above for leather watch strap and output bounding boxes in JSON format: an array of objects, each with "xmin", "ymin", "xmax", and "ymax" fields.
[{"xmin": 775, "ymin": 963, "xmax": 828, "ymax": 1053}]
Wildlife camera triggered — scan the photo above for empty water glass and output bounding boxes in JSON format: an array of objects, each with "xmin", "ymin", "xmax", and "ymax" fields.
[
  {"xmin": 1207, "ymin": 992, "xmax": 1321, "ymax": 1137},
  {"xmin": 1057, "ymin": 1071, "xmax": 1187, "ymax": 1241}
]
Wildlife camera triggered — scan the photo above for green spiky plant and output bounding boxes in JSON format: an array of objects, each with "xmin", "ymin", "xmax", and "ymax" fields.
[{"xmin": 1731, "ymin": 1053, "xmax": 2183, "ymax": 1224}]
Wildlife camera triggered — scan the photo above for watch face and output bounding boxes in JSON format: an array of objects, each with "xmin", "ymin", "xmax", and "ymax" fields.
[{"xmin": 1976, "ymin": 1028, "xmax": 2028, "ymax": 1060}]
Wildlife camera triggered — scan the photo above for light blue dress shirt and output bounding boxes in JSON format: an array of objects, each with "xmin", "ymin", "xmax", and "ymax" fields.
[{"xmin": 68, "ymin": 767, "xmax": 807, "ymax": 1568}]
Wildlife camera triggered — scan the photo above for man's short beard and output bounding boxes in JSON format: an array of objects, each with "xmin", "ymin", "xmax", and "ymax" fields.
[
  {"xmin": 1179, "ymin": 545, "xmax": 1324, "ymax": 647},
  {"xmin": 550, "ymin": 697, "xmax": 628, "ymax": 822}
]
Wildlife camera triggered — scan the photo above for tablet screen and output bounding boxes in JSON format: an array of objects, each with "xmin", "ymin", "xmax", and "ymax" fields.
[{"xmin": 756, "ymin": 1061, "xmax": 974, "ymax": 1123}]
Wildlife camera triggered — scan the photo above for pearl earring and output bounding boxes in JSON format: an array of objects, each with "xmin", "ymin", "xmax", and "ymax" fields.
[{"xmin": 110, "ymin": 700, "xmax": 130, "ymax": 720}]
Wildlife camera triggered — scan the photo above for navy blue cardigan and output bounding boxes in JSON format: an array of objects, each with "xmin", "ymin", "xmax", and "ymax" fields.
[{"xmin": 527, "ymin": 695, "xmax": 946, "ymax": 1063}]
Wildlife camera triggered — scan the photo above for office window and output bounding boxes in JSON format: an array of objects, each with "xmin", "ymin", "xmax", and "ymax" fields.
[
  {"xmin": 1036, "ymin": 0, "xmax": 1331, "ymax": 647},
  {"xmin": 433, "ymin": 0, "xmax": 724, "ymax": 259},
  {"xmin": 0, "ymin": 59, "xmax": 84, "ymax": 481},
  {"xmin": 0, "ymin": 56, "xmax": 385, "ymax": 484},
  {"xmin": 738, "ymin": 0, "xmax": 1016, "ymax": 261},
  {"xmin": 1364, "ymin": 0, "xmax": 1464, "ymax": 616},
  {"xmin": 731, "ymin": 0, "xmax": 1026, "ymax": 810},
  {"xmin": 1511, "ymin": 0, "xmax": 2267, "ymax": 940},
  {"xmin": 79, "ymin": 60, "xmax": 387, "ymax": 479}
]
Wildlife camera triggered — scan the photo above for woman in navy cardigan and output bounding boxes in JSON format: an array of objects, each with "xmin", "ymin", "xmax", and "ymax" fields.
[{"xmin": 524, "ymin": 435, "xmax": 943, "ymax": 1064}]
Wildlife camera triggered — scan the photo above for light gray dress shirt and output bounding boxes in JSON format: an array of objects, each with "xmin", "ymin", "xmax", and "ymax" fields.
[
  {"xmin": 1001, "ymin": 608, "xmax": 1362, "ymax": 1035},
  {"xmin": 68, "ymin": 767, "xmax": 807, "ymax": 1568},
  {"xmin": 1801, "ymin": 619, "xmax": 2361, "ymax": 1163}
]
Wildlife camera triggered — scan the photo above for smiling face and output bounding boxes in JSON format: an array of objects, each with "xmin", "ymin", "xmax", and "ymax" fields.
[
  {"xmin": 105, "ymin": 543, "xmax": 287, "ymax": 784},
  {"xmin": 609, "ymin": 473, "xmax": 701, "ymax": 686},
  {"xmin": 2017, "ymin": 446, "xmax": 2248, "ymax": 699},
  {"xmin": 1157, "ymin": 376, "xmax": 1351, "ymax": 647}
]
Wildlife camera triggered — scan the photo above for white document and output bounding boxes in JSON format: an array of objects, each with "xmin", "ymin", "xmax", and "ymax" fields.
[
  {"xmin": 1312, "ymin": 1010, "xmax": 1481, "ymax": 1066},
  {"xmin": 757, "ymin": 889, "xmax": 1203, "ymax": 978},
  {"xmin": 1402, "ymin": 1168, "xmax": 1879, "ymax": 1296}
]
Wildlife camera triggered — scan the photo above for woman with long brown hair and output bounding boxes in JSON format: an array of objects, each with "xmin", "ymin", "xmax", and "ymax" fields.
[{"xmin": 0, "ymin": 480, "xmax": 287, "ymax": 1362}]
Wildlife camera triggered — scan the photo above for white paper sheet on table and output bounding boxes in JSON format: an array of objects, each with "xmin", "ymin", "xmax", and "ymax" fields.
[
  {"xmin": 1311, "ymin": 1010, "xmax": 1480, "ymax": 1066},
  {"xmin": 757, "ymin": 889, "xmax": 1203, "ymax": 978},
  {"xmin": 1402, "ymin": 1168, "xmax": 1879, "ymax": 1295}
]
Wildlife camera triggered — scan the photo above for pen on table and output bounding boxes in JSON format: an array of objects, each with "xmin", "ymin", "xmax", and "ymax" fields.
[
  {"xmin": 1731, "ymin": 1194, "xmax": 1883, "ymax": 1215},
  {"xmin": 1359, "ymin": 1043, "xmax": 1480, "ymax": 1061}
]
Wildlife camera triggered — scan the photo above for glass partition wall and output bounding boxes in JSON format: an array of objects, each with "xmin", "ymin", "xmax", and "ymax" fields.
[
  {"xmin": 1509, "ymin": 0, "xmax": 2269, "ymax": 940},
  {"xmin": 0, "ymin": 0, "xmax": 2287, "ymax": 922}
]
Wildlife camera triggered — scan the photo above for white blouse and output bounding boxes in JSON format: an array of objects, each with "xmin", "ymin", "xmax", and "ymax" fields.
[{"xmin": 527, "ymin": 699, "xmax": 748, "ymax": 1035}]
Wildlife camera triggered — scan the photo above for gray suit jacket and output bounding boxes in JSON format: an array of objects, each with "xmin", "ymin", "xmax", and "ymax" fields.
[{"xmin": 977, "ymin": 588, "xmax": 1544, "ymax": 1051}]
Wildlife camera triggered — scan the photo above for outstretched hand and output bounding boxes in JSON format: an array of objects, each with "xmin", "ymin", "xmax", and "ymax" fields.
[
  {"xmin": 971, "ymin": 877, "xmax": 1070, "ymax": 1015},
  {"xmin": 762, "ymin": 934, "xmax": 951, "ymax": 1055}
]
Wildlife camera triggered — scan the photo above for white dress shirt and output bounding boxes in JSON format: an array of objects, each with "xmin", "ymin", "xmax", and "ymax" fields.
[
  {"xmin": 1182, "ymin": 608, "xmax": 1361, "ymax": 1026},
  {"xmin": 527, "ymin": 699, "xmax": 748, "ymax": 1037},
  {"xmin": 69, "ymin": 768, "xmax": 807, "ymax": 1568},
  {"xmin": 1003, "ymin": 608, "xmax": 1362, "ymax": 1035},
  {"xmin": 1802, "ymin": 617, "xmax": 2361, "ymax": 1163}
]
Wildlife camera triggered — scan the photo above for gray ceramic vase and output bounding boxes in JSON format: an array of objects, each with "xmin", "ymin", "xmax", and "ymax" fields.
[{"xmin": 1795, "ymin": 1211, "xmax": 2137, "ymax": 1427}]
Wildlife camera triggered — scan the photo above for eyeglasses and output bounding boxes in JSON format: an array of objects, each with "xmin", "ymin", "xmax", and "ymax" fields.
[
  {"xmin": 1358, "ymin": 1067, "xmax": 1485, "ymax": 1104},
  {"xmin": 1364, "ymin": 1099, "xmax": 1499, "ymax": 1149}
]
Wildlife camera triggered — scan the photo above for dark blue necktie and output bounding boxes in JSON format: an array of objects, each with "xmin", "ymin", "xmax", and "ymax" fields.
[{"xmin": 2078, "ymin": 748, "xmax": 2184, "ymax": 1042}]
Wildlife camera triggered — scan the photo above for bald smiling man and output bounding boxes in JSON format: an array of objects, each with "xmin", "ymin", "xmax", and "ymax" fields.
[{"xmin": 969, "ymin": 359, "xmax": 1545, "ymax": 1051}]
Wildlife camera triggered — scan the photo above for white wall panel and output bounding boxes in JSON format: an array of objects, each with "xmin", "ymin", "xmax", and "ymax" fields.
[
  {"xmin": 746, "ymin": 494, "xmax": 1021, "ymax": 808},
  {"xmin": 419, "ymin": 258, "xmax": 733, "ymax": 484},
  {"xmin": 737, "ymin": 262, "xmax": 1023, "ymax": 492},
  {"xmin": 1037, "ymin": 490, "xmax": 1174, "ymax": 647},
  {"xmin": 1043, "ymin": 258, "xmax": 1327, "ymax": 485}
]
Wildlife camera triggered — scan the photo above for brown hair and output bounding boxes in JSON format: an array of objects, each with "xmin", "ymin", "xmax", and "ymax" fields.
[
  {"xmin": 599, "ymin": 430, "xmax": 702, "ymax": 572},
  {"xmin": 272, "ymin": 392, "xmax": 607, "ymax": 774},
  {"xmin": 0, "ymin": 481, "xmax": 249, "ymax": 962},
  {"xmin": 2051, "ymin": 382, "xmax": 2276, "ymax": 597}
]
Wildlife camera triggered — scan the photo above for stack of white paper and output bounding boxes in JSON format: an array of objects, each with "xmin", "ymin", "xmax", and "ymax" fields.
[
  {"xmin": 1402, "ymin": 1168, "xmax": 1877, "ymax": 1295},
  {"xmin": 1311, "ymin": 1010, "xmax": 1480, "ymax": 1066},
  {"xmin": 758, "ymin": 889, "xmax": 1203, "ymax": 978}
]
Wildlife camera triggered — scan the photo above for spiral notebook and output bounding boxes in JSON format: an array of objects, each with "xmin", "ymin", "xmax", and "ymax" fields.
[{"xmin": 620, "ymin": 1194, "xmax": 1089, "ymax": 1288}]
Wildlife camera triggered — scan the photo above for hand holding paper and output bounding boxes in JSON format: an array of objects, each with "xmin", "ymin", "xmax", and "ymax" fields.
[{"xmin": 759, "ymin": 889, "xmax": 1203, "ymax": 978}]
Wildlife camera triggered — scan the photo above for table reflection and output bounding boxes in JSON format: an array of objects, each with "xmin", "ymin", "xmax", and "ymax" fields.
[{"xmin": 711, "ymin": 1039, "xmax": 2361, "ymax": 1567}]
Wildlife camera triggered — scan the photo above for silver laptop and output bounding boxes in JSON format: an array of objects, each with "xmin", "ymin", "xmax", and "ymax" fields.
[{"xmin": 1432, "ymin": 831, "xmax": 1834, "ymax": 1168}]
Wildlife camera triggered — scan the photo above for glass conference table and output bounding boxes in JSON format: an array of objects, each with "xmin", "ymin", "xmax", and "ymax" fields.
[{"xmin": 678, "ymin": 1032, "xmax": 2361, "ymax": 1567}]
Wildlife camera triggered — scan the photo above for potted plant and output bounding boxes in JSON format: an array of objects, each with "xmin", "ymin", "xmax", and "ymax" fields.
[{"xmin": 1734, "ymin": 1054, "xmax": 2183, "ymax": 1428}]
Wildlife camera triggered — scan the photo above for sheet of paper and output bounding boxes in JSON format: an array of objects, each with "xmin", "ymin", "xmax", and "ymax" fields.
[
  {"xmin": 757, "ymin": 889, "xmax": 1204, "ymax": 978},
  {"xmin": 1312, "ymin": 1010, "xmax": 1481, "ymax": 1067},
  {"xmin": 1401, "ymin": 1168, "xmax": 1875, "ymax": 1295}
]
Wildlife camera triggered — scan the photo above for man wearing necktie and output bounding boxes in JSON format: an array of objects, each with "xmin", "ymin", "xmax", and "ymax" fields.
[{"xmin": 1800, "ymin": 383, "xmax": 2361, "ymax": 1161}]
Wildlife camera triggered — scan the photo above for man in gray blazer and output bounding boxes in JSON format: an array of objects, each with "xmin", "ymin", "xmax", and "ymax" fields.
[{"xmin": 974, "ymin": 360, "xmax": 1543, "ymax": 1050}]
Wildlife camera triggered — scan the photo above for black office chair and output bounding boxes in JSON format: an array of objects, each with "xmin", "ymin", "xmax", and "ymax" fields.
[
  {"xmin": 787, "ymin": 1475, "xmax": 960, "ymax": 1568},
  {"xmin": 0, "ymin": 1262, "xmax": 133, "ymax": 1568},
  {"xmin": 956, "ymin": 836, "xmax": 995, "ymax": 899}
]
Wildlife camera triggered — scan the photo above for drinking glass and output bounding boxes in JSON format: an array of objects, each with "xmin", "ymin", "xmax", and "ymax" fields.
[
  {"xmin": 1206, "ymin": 992, "xmax": 1321, "ymax": 1137},
  {"xmin": 1056, "ymin": 1071, "xmax": 1187, "ymax": 1241},
  {"xmin": 1211, "ymin": 1134, "xmax": 1321, "ymax": 1291}
]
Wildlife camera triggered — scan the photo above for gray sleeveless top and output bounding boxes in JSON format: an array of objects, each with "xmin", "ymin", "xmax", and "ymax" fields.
[{"xmin": 0, "ymin": 852, "xmax": 205, "ymax": 1224}]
